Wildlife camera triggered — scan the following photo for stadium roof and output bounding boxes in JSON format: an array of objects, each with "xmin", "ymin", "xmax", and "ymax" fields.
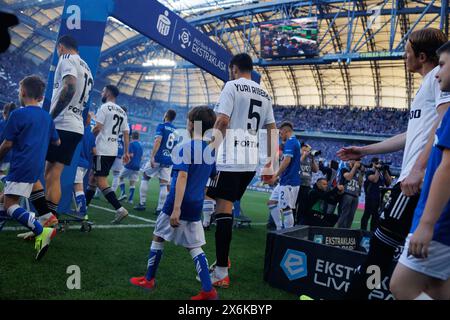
[{"xmin": 2, "ymin": 0, "xmax": 449, "ymax": 108}]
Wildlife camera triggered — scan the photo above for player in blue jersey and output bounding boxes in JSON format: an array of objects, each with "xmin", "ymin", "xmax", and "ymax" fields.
[
  {"xmin": 130, "ymin": 106, "xmax": 218, "ymax": 300},
  {"xmin": 0, "ymin": 76, "xmax": 60, "ymax": 260},
  {"xmin": 266, "ymin": 122, "xmax": 301, "ymax": 230},
  {"xmin": 135, "ymin": 109, "xmax": 177, "ymax": 213},
  {"xmin": 390, "ymin": 42, "xmax": 450, "ymax": 300},
  {"xmin": 0, "ymin": 102, "xmax": 17, "ymax": 182},
  {"xmin": 118, "ymin": 131, "xmax": 143, "ymax": 204},
  {"xmin": 111, "ymin": 106, "xmax": 131, "ymax": 192},
  {"xmin": 73, "ymin": 112, "xmax": 96, "ymax": 217}
]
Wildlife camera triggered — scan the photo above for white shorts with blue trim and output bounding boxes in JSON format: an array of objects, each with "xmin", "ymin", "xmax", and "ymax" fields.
[
  {"xmin": 153, "ymin": 212, "xmax": 206, "ymax": 249},
  {"xmin": 399, "ymin": 233, "xmax": 450, "ymax": 280},
  {"xmin": 143, "ymin": 162, "xmax": 172, "ymax": 182},
  {"xmin": 4, "ymin": 181, "xmax": 34, "ymax": 198},
  {"xmin": 119, "ymin": 168, "xmax": 139, "ymax": 182},
  {"xmin": 111, "ymin": 157, "xmax": 124, "ymax": 172},
  {"xmin": 270, "ymin": 184, "xmax": 299, "ymax": 210}
]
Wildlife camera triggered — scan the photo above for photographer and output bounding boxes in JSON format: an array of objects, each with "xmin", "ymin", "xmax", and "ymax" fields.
[
  {"xmin": 337, "ymin": 160, "xmax": 363, "ymax": 228},
  {"xmin": 303, "ymin": 178, "xmax": 344, "ymax": 227},
  {"xmin": 295, "ymin": 143, "xmax": 319, "ymax": 224},
  {"xmin": 361, "ymin": 157, "xmax": 392, "ymax": 231}
]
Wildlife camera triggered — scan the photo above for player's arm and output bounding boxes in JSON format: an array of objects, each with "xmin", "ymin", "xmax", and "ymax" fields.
[
  {"xmin": 409, "ymin": 148, "xmax": 450, "ymax": 258},
  {"xmin": 49, "ymin": 119, "xmax": 61, "ymax": 146},
  {"xmin": 170, "ymin": 170, "xmax": 188, "ymax": 228},
  {"xmin": 265, "ymin": 122, "xmax": 278, "ymax": 175},
  {"xmin": 150, "ymin": 136, "xmax": 162, "ymax": 165},
  {"xmin": 401, "ymin": 102, "xmax": 450, "ymax": 196},
  {"xmin": 122, "ymin": 129, "xmax": 130, "ymax": 164},
  {"xmin": 211, "ymin": 113, "xmax": 230, "ymax": 151},
  {"xmin": 337, "ymin": 132, "xmax": 406, "ymax": 160},
  {"xmin": 50, "ymin": 75, "xmax": 77, "ymax": 119},
  {"xmin": 92, "ymin": 122, "xmax": 103, "ymax": 137},
  {"xmin": 0, "ymin": 140, "xmax": 13, "ymax": 162}
]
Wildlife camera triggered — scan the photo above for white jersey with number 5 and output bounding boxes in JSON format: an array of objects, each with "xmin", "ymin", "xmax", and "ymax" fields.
[
  {"xmin": 95, "ymin": 102, "xmax": 129, "ymax": 157},
  {"xmin": 214, "ymin": 77, "xmax": 275, "ymax": 172},
  {"xmin": 51, "ymin": 54, "xmax": 93, "ymax": 135}
]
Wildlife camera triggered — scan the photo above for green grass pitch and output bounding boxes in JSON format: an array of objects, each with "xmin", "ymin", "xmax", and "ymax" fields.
[{"xmin": 0, "ymin": 179, "xmax": 364, "ymax": 300}]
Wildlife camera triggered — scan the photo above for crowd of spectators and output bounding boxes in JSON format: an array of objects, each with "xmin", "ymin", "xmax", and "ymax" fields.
[
  {"xmin": 1, "ymin": 53, "xmax": 407, "ymax": 170},
  {"xmin": 273, "ymin": 105, "xmax": 409, "ymax": 136}
]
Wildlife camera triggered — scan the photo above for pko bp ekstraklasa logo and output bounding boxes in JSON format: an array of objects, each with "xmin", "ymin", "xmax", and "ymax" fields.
[
  {"xmin": 280, "ymin": 249, "xmax": 307, "ymax": 281},
  {"xmin": 179, "ymin": 28, "xmax": 192, "ymax": 49}
]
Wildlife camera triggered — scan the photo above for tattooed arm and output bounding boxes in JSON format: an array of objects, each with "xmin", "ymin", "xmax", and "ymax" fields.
[{"xmin": 51, "ymin": 75, "xmax": 76, "ymax": 119}]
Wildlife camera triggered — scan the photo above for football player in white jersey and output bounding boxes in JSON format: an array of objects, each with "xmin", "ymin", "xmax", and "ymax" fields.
[
  {"xmin": 206, "ymin": 53, "xmax": 277, "ymax": 287},
  {"xmin": 337, "ymin": 28, "xmax": 450, "ymax": 299},
  {"xmin": 30, "ymin": 35, "xmax": 93, "ymax": 227},
  {"xmin": 84, "ymin": 85, "xmax": 130, "ymax": 224}
]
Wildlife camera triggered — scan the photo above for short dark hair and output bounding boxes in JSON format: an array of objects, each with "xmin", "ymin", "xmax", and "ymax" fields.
[
  {"xmin": 279, "ymin": 121, "xmax": 294, "ymax": 130},
  {"xmin": 316, "ymin": 177, "xmax": 327, "ymax": 184},
  {"xmin": 132, "ymin": 131, "xmax": 139, "ymax": 140},
  {"xmin": 371, "ymin": 157, "xmax": 380, "ymax": 164},
  {"xmin": 188, "ymin": 106, "xmax": 216, "ymax": 135},
  {"xmin": 409, "ymin": 28, "xmax": 447, "ymax": 64},
  {"xmin": 166, "ymin": 109, "xmax": 176, "ymax": 122},
  {"xmin": 3, "ymin": 102, "xmax": 17, "ymax": 118},
  {"xmin": 105, "ymin": 85, "xmax": 119, "ymax": 98},
  {"xmin": 58, "ymin": 35, "xmax": 78, "ymax": 51},
  {"xmin": 20, "ymin": 75, "xmax": 46, "ymax": 100},
  {"xmin": 230, "ymin": 53, "xmax": 253, "ymax": 73},
  {"xmin": 437, "ymin": 41, "xmax": 450, "ymax": 56}
]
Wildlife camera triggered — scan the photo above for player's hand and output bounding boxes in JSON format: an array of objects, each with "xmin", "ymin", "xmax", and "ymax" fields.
[
  {"xmin": 354, "ymin": 161, "xmax": 361, "ymax": 169},
  {"xmin": 122, "ymin": 153, "xmax": 130, "ymax": 165},
  {"xmin": 408, "ymin": 222, "xmax": 434, "ymax": 259},
  {"xmin": 336, "ymin": 146, "xmax": 365, "ymax": 161},
  {"xmin": 151, "ymin": 158, "xmax": 157, "ymax": 168},
  {"xmin": 400, "ymin": 168, "xmax": 424, "ymax": 196},
  {"xmin": 170, "ymin": 208, "xmax": 181, "ymax": 228},
  {"xmin": 261, "ymin": 160, "xmax": 274, "ymax": 176}
]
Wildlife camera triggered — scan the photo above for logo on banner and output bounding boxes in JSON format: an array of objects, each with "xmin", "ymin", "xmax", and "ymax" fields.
[
  {"xmin": 179, "ymin": 28, "xmax": 192, "ymax": 49},
  {"xmin": 360, "ymin": 237, "xmax": 371, "ymax": 253},
  {"xmin": 313, "ymin": 235, "xmax": 323, "ymax": 244},
  {"xmin": 280, "ymin": 249, "xmax": 307, "ymax": 281},
  {"xmin": 157, "ymin": 10, "xmax": 171, "ymax": 36}
]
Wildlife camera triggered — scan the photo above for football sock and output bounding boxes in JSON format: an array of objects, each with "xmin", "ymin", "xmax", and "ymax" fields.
[
  {"xmin": 7, "ymin": 204, "xmax": 43, "ymax": 236},
  {"xmin": 111, "ymin": 171, "xmax": 120, "ymax": 192},
  {"xmin": 269, "ymin": 203, "xmax": 282, "ymax": 230},
  {"xmin": 215, "ymin": 213, "xmax": 233, "ymax": 269},
  {"xmin": 119, "ymin": 182, "xmax": 126, "ymax": 195},
  {"xmin": 139, "ymin": 179, "xmax": 149, "ymax": 205},
  {"xmin": 29, "ymin": 189, "xmax": 50, "ymax": 216},
  {"xmin": 128, "ymin": 186, "xmax": 135, "ymax": 202},
  {"xmin": 202, "ymin": 199, "xmax": 215, "ymax": 227},
  {"xmin": 102, "ymin": 187, "xmax": 122, "ymax": 210},
  {"xmin": 75, "ymin": 191, "xmax": 87, "ymax": 215},
  {"xmin": 157, "ymin": 184, "xmax": 168, "ymax": 210},
  {"xmin": 145, "ymin": 241, "xmax": 164, "ymax": 281},
  {"xmin": 46, "ymin": 200, "xmax": 58, "ymax": 215},
  {"xmin": 283, "ymin": 209, "xmax": 294, "ymax": 229},
  {"xmin": 85, "ymin": 185, "xmax": 97, "ymax": 206},
  {"xmin": 190, "ymin": 248, "xmax": 213, "ymax": 292}
]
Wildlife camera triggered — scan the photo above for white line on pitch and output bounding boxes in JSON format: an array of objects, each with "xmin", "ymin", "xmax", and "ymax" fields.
[
  {"xmin": 89, "ymin": 204, "xmax": 156, "ymax": 223},
  {"xmin": 1, "ymin": 224, "xmax": 154, "ymax": 232}
]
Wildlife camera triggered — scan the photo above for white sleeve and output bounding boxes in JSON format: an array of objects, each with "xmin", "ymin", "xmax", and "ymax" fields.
[
  {"xmin": 60, "ymin": 57, "xmax": 78, "ymax": 79},
  {"xmin": 95, "ymin": 105, "xmax": 106, "ymax": 125},
  {"xmin": 121, "ymin": 115, "xmax": 129, "ymax": 133},
  {"xmin": 264, "ymin": 100, "xmax": 276, "ymax": 125},
  {"xmin": 215, "ymin": 82, "xmax": 235, "ymax": 117}
]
